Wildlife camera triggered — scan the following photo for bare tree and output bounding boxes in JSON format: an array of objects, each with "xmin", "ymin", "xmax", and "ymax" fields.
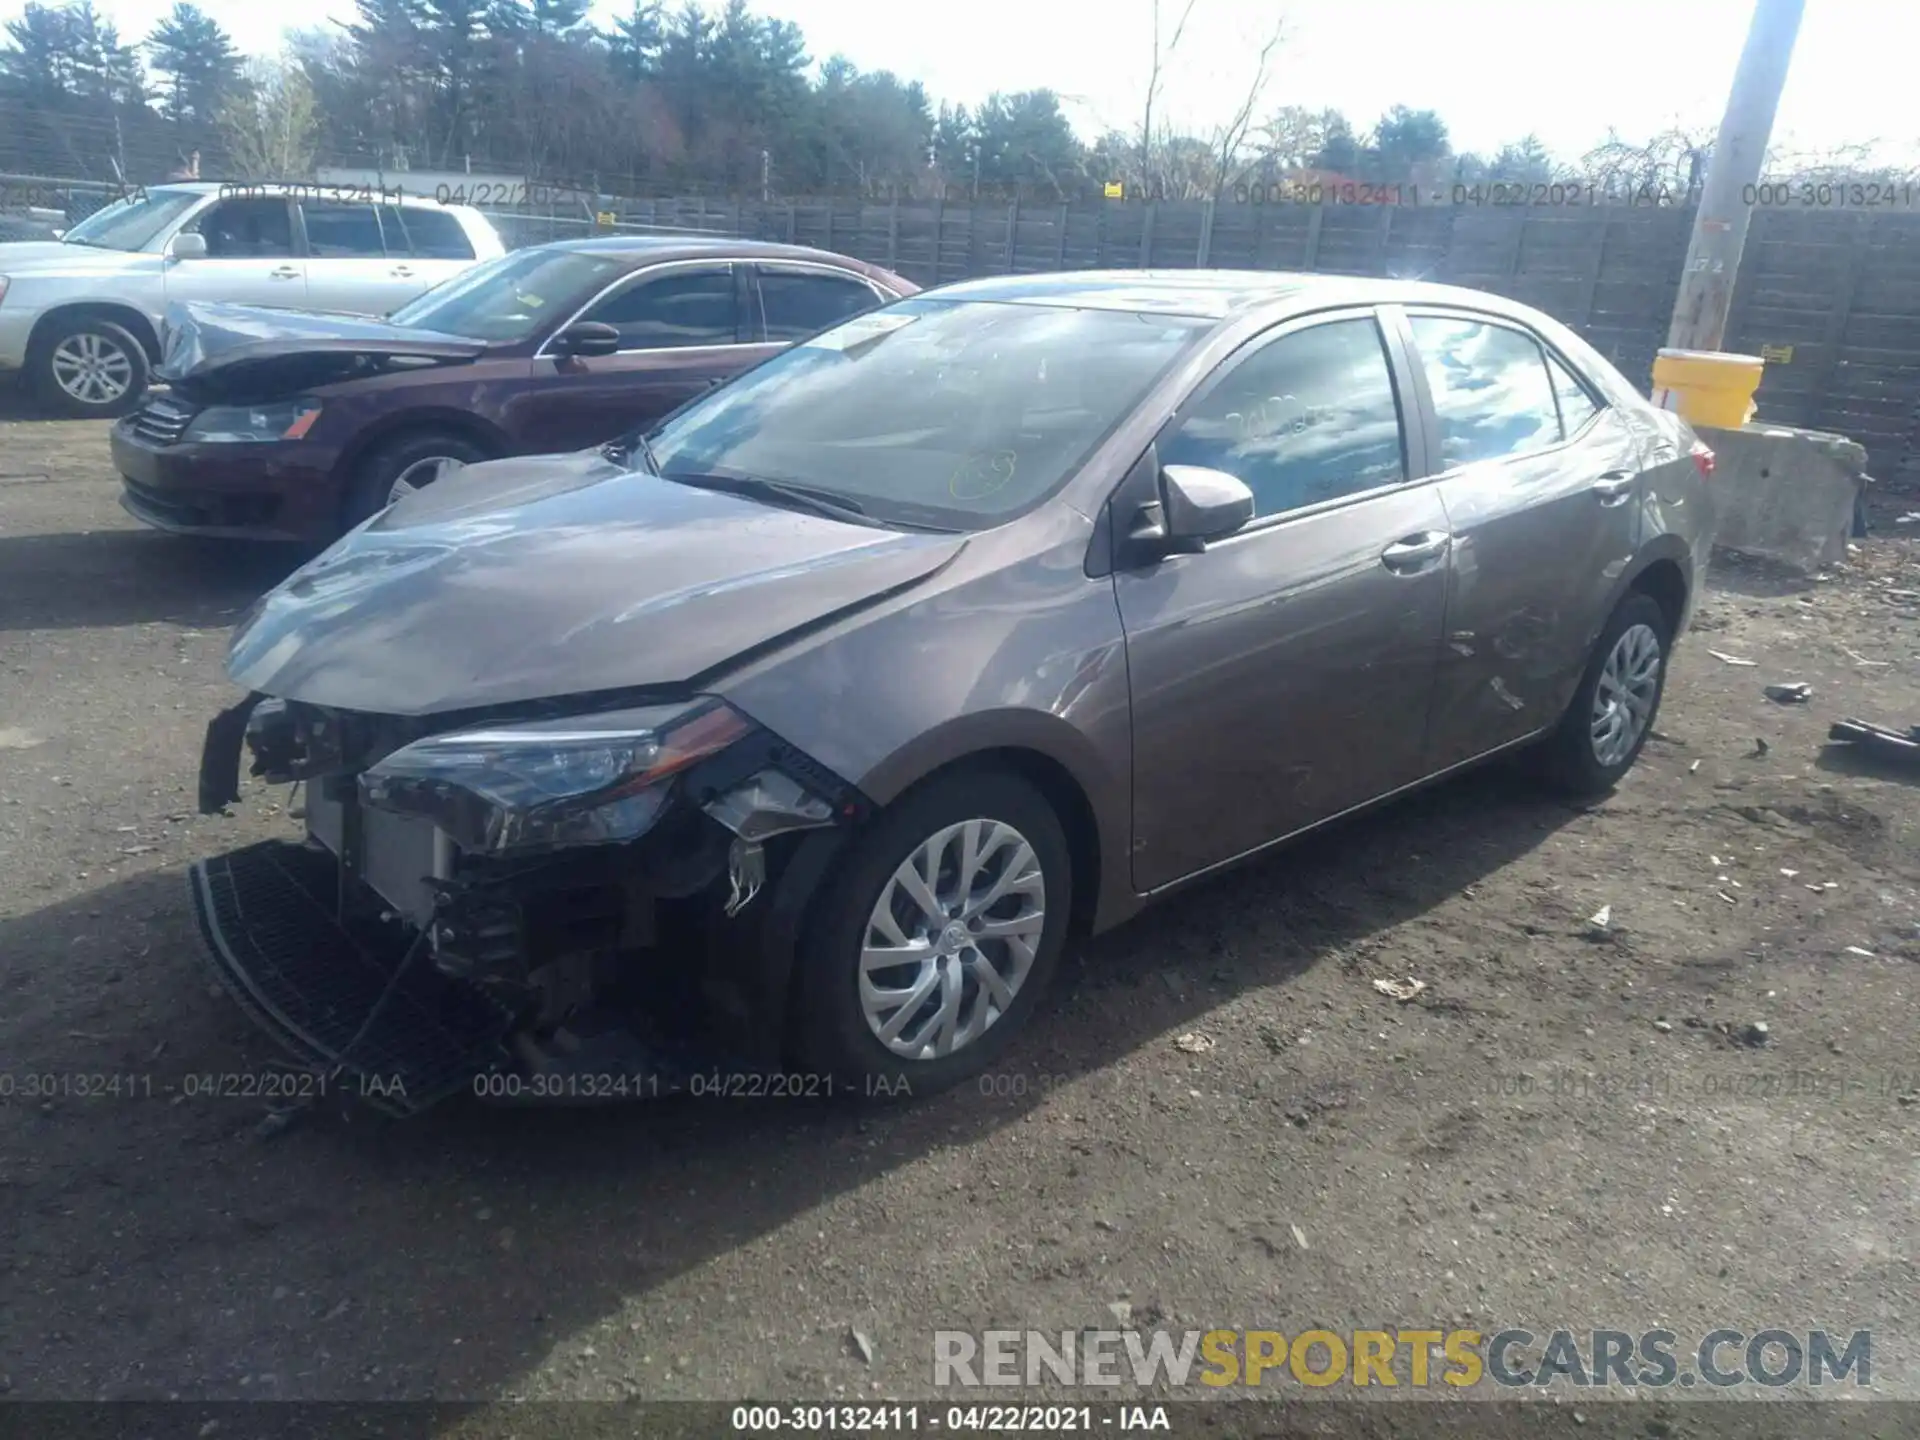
[
  {"xmin": 1202, "ymin": 14, "xmax": 1284, "ymax": 196},
  {"xmin": 1140, "ymin": 0, "xmax": 1200, "ymax": 185},
  {"xmin": 216, "ymin": 53, "xmax": 321, "ymax": 179},
  {"xmin": 1578, "ymin": 124, "xmax": 1715, "ymax": 196}
]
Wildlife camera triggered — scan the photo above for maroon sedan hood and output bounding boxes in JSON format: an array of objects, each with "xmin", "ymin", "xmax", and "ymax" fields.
[
  {"xmin": 159, "ymin": 300, "xmax": 488, "ymax": 402},
  {"xmin": 225, "ymin": 450, "xmax": 967, "ymax": 716}
]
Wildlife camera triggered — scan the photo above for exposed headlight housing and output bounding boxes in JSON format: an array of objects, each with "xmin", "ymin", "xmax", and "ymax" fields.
[
  {"xmin": 359, "ymin": 698, "xmax": 755, "ymax": 856},
  {"xmin": 184, "ymin": 398, "xmax": 323, "ymax": 443}
]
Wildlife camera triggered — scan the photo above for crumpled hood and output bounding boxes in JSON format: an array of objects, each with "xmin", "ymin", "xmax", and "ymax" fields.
[
  {"xmin": 0, "ymin": 241, "xmax": 163, "ymax": 276},
  {"xmin": 226, "ymin": 450, "xmax": 966, "ymax": 716},
  {"xmin": 158, "ymin": 300, "xmax": 487, "ymax": 398}
]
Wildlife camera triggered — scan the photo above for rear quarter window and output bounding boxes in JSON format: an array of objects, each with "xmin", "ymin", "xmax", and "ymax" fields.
[{"xmin": 381, "ymin": 207, "xmax": 475, "ymax": 260}]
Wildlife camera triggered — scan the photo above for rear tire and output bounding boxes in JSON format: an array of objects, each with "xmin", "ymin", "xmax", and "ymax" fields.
[
  {"xmin": 343, "ymin": 428, "xmax": 492, "ymax": 531},
  {"xmin": 33, "ymin": 315, "xmax": 149, "ymax": 418},
  {"xmin": 792, "ymin": 768, "xmax": 1072, "ymax": 1099},
  {"xmin": 1537, "ymin": 592, "xmax": 1672, "ymax": 796}
]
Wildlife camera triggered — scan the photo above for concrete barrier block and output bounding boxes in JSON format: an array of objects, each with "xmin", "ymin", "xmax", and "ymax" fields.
[{"xmin": 1696, "ymin": 422, "xmax": 1866, "ymax": 575}]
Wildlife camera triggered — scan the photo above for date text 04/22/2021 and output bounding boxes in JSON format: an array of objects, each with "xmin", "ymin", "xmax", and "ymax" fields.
[{"xmin": 729, "ymin": 1405, "xmax": 1172, "ymax": 1432}]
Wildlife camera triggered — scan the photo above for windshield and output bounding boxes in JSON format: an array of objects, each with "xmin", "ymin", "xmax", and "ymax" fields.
[
  {"xmin": 389, "ymin": 248, "xmax": 625, "ymax": 341},
  {"xmin": 61, "ymin": 188, "xmax": 202, "ymax": 251},
  {"xmin": 646, "ymin": 298, "xmax": 1209, "ymax": 530}
]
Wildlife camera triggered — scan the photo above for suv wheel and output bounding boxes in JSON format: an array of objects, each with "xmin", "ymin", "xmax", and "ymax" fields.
[
  {"xmin": 1538, "ymin": 592, "xmax": 1672, "ymax": 795},
  {"xmin": 34, "ymin": 316, "xmax": 149, "ymax": 417},
  {"xmin": 793, "ymin": 769, "xmax": 1071, "ymax": 1097},
  {"xmin": 344, "ymin": 429, "xmax": 492, "ymax": 531}
]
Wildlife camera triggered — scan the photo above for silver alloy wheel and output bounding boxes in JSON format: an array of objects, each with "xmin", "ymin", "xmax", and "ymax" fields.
[
  {"xmin": 50, "ymin": 330, "xmax": 135, "ymax": 407},
  {"xmin": 387, "ymin": 456, "xmax": 459, "ymax": 505},
  {"xmin": 859, "ymin": 817, "xmax": 1047, "ymax": 1060},
  {"xmin": 1590, "ymin": 621, "xmax": 1662, "ymax": 767}
]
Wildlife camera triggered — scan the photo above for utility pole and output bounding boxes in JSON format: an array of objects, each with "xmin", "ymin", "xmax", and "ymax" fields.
[{"xmin": 1666, "ymin": 0, "xmax": 1806, "ymax": 352}]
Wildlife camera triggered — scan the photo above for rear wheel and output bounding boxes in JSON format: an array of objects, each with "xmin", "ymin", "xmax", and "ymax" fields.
[
  {"xmin": 792, "ymin": 769, "xmax": 1071, "ymax": 1098},
  {"xmin": 33, "ymin": 315, "xmax": 149, "ymax": 417},
  {"xmin": 1537, "ymin": 592, "xmax": 1671, "ymax": 796},
  {"xmin": 343, "ymin": 428, "xmax": 492, "ymax": 531}
]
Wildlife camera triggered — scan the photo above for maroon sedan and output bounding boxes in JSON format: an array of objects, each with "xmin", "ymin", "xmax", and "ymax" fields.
[{"xmin": 111, "ymin": 237, "xmax": 915, "ymax": 542}]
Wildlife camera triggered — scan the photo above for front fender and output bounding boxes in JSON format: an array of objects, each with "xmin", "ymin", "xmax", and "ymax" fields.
[{"xmin": 856, "ymin": 706, "xmax": 1136, "ymax": 933}]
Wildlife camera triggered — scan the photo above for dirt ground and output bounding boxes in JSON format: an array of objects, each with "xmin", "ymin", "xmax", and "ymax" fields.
[{"xmin": 3, "ymin": 401, "xmax": 1919, "ymax": 1433}]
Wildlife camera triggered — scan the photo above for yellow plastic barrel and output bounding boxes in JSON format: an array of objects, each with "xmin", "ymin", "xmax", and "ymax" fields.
[{"xmin": 1650, "ymin": 348, "xmax": 1765, "ymax": 429}]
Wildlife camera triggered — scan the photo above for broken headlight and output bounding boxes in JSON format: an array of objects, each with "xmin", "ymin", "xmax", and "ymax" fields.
[{"xmin": 359, "ymin": 698, "xmax": 753, "ymax": 856}]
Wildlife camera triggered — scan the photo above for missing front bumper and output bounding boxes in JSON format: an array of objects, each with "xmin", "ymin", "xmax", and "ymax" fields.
[{"xmin": 190, "ymin": 840, "xmax": 517, "ymax": 1116}]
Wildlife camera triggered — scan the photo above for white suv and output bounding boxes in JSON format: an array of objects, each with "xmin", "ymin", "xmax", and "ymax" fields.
[{"xmin": 0, "ymin": 183, "xmax": 506, "ymax": 416}]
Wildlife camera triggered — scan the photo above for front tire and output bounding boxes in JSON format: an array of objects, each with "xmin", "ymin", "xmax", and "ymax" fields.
[
  {"xmin": 792, "ymin": 769, "xmax": 1072, "ymax": 1097},
  {"xmin": 33, "ymin": 315, "xmax": 149, "ymax": 417},
  {"xmin": 343, "ymin": 428, "xmax": 492, "ymax": 531},
  {"xmin": 1537, "ymin": 592, "xmax": 1672, "ymax": 796}
]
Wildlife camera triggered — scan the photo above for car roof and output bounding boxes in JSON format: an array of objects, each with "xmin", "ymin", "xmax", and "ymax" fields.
[
  {"xmin": 540, "ymin": 235, "xmax": 889, "ymax": 268},
  {"xmin": 926, "ymin": 269, "xmax": 1553, "ymax": 324}
]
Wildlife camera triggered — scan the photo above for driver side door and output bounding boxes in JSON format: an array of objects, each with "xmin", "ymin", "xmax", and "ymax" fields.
[
  {"xmin": 1114, "ymin": 310, "xmax": 1452, "ymax": 892},
  {"xmin": 162, "ymin": 196, "xmax": 308, "ymax": 308}
]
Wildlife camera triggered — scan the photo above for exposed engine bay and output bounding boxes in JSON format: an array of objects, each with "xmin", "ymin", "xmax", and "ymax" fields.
[{"xmin": 191, "ymin": 690, "xmax": 869, "ymax": 1115}]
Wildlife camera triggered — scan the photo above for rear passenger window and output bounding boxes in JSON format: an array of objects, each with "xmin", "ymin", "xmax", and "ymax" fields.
[
  {"xmin": 758, "ymin": 269, "xmax": 879, "ymax": 340},
  {"xmin": 380, "ymin": 207, "xmax": 475, "ymax": 260},
  {"xmin": 1409, "ymin": 316, "xmax": 1563, "ymax": 467},
  {"xmin": 302, "ymin": 203, "xmax": 384, "ymax": 257},
  {"xmin": 1548, "ymin": 353, "xmax": 1600, "ymax": 434},
  {"xmin": 1160, "ymin": 317, "xmax": 1405, "ymax": 519}
]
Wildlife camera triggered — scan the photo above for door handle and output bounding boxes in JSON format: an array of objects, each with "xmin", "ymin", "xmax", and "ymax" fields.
[
  {"xmin": 270, "ymin": 266, "xmax": 300, "ymax": 280},
  {"xmin": 1380, "ymin": 531, "xmax": 1451, "ymax": 572},
  {"xmin": 1592, "ymin": 471, "xmax": 1637, "ymax": 505}
]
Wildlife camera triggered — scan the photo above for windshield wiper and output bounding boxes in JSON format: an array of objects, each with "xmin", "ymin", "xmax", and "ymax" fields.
[{"xmin": 661, "ymin": 470, "xmax": 873, "ymax": 524}]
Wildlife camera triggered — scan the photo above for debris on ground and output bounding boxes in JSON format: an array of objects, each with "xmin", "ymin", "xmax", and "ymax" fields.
[
  {"xmin": 1290, "ymin": 1224, "xmax": 1309, "ymax": 1250},
  {"xmin": 1764, "ymin": 682, "xmax": 1813, "ymax": 704},
  {"xmin": 1743, "ymin": 1021, "xmax": 1771, "ymax": 1047},
  {"xmin": 1845, "ymin": 946, "xmax": 1876, "ymax": 958},
  {"xmin": 1371, "ymin": 977, "xmax": 1427, "ymax": 1002},
  {"xmin": 1173, "ymin": 1032, "xmax": 1215, "ymax": 1055},
  {"xmin": 1107, "ymin": 1302, "xmax": 1133, "ymax": 1325},
  {"xmin": 849, "ymin": 1329, "xmax": 875, "ymax": 1365},
  {"xmin": 1587, "ymin": 904, "xmax": 1612, "ymax": 931},
  {"xmin": 1826, "ymin": 718, "xmax": 1920, "ymax": 775},
  {"xmin": 1708, "ymin": 650, "xmax": 1759, "ymax": 666},
  {"xmin": 1748, "ymin": 738, "xmax": 1771, "ymax": 758}
]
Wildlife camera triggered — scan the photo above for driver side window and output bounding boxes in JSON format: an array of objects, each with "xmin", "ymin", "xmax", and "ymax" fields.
[
  {"xmin": 187, "ymin": 198, "xmax": 295, "ymax": 258},
  {"xmin": 581, "ymin": 267, "xmax": 738, "ymax": 350},
  {"xmin": 1160, "ymin": 316, "xmax": 1406, "ymax": 519}
]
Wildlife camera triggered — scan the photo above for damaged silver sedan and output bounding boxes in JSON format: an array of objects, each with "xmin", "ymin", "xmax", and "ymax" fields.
[{"xmin": 190, "ymin": 272, "xmax": 1714, "ymax": 1113}]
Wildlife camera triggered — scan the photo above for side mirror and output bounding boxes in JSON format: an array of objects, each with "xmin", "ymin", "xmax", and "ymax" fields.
[
  {"xmin": 168, "ymin": 231, "xmax": 207, "ymax": 261},
  {"xmin": 551, "ymin": 321, "xmax": 621, "ymax": 359},
  {"xmin": 1161, "ymin": 464, "xmax": 1254, "ymax": 542}
]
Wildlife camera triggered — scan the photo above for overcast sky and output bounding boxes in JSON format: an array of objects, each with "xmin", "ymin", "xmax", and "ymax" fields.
[{"xmin": 16, "ymin": 0, "xmax": 1919, "ymax": 163}]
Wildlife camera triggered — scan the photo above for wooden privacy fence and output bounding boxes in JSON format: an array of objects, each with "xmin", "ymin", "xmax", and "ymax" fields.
[{"xmin": 602, "ymin": 195, "xmax": 1920, "ymax": 490}]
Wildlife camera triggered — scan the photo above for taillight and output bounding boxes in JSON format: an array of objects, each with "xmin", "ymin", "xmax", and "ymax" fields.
[{"xmin": 1690, "ymin": 441, "xmax": 1715, "ymax": 478}]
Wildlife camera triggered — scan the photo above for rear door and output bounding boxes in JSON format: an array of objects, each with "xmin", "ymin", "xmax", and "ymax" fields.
[
  {"xmin": 1115, "ymin": 309, "xmax": 1452, "ymax": 892},
  {"xmin": 749, "ymin": 262, "xmax": 890, "ymax": 341},
  {"xmin": 162, "ymin": 196, "xmax": 307, "ymax": 307},
  {"xmin": 1393, "ymin": 307, "xmax": 1645, "ymax": 770},
  {"xmin": 298, "ymin": 201, "xmax": 415, "ymax": 315},
  {"xmin": 377, "ymin": 205, "xmax": 480, "ymax": 298},
  {"xmin": 505, "ymin": 262, "xmax": 780, "ymax": 453}
]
